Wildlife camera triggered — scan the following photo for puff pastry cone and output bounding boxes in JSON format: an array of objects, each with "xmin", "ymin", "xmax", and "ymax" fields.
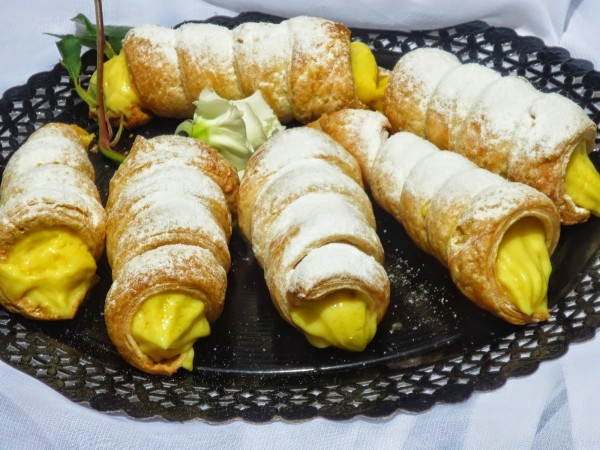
[
  {"xmin": 311, "ymin": 109, "xmax": 562, "ymax": 324},
  {"xmin": 383, "ymin": 47, "xmax": 600, "ymax": 225},
  {"xmin": 119, "ymin": 16, "xmax": 362, "ymax": 125},
  {"xmin": 237, "ymin": 127, "xmax": 390, "ymax": 351},
  {"xmin": 104, "ymin": 135, "xmax": 238, "ymax": 375},
  {"xmin": 0, "ymin": 123, "xmax": 106, "ymax": 320}
]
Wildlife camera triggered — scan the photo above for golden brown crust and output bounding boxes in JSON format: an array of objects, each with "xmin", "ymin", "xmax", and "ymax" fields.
[
  {"xmin": 238, "ymin": 127, "xmax": 389, "ymax": 332},
  {"xmin": 383, "ymin": 47, "xmax": 598, "ymax": 224},
  {"xmin": 104, "ymin": 135, "xmax": 237, "ymax": 374},
  {"xmin": 0, "ymin": 123, "xmax": 106, "ymax": 320},
  {"xmin": 425, "ymin": 167, "xmax": 504, "ymax": 265},
  {"xmin": 177, "ymin": 23, "xmax": 245, "ymax": 103},
  {"xmin": 309, "ymin": 109, "xmax": 391, "ymax": 186},
  {"xmin": 397, "ymin": 151, "xmax": 474, "ymax": 255},
  {"xmin": 123, "ymin": 17, "xmax": 357, "ymax": 124},
  {"xmin": 371, "ymin": 133, "xmax": 561, "ymax": 325},
  {"xmin": 508, "ymin": 93, "xmax": 597, "ymax": 225},
  {"xmin": 105, "ymin": 165, "xmax": 232, "ymax": 270},
  {"xmin": 425, "ymin": 63, "xmax": 500, "ymax": 150},
  {"xmin": 104, "ymin": 244, "xmax": 226, "ymax": 375},
  {"xmin": 108, "ymin": 135, "xmax": 239, "ymax": 218},
  {"xmin": 383, "ymin": 47, "xmax": 460, "ymax": 135},
  {"xmin": 287, "ymin": 17, "xmax": 357, "ymax": 123},
  {"xmin": 447, "ymin": 184, "xmax": 560, "ymax": 324},
  {"xmin": 123, "ymin": 26, "xmax": 193, "ymax": 119},
  {"xmin": 0, "ymin": 123, "xmax": 96, "ymax": 189},
  {"xmin": 106, "ymin": 135, "xmax": 238, "ymax": 274},
  {"xmin": 454, "ymin": 76, "xmax": 539, "ymax": 177},
  {"xmin": 233, "ymin": 22, "xmax": 294, "ymax": 122},
  {"xmin": 314, "ymin": 112, "xmax": 562, "ymax": 325}
]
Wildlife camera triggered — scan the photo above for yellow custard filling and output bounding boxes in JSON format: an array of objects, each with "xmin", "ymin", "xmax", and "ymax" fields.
[
  {"xmin": 565, "ymin": 141, "xmax": 600, "ymax": 216},
  {"xmin": 0, "ymin": 228, "xmax": 97, "ymax": 319},
  {"xmin": 495, "ymin": 218, "xmax": 551, "ymax": 318},
  {"xmin": 290, "ymin": 289, "xmax": 377, "ymax": 352},
  {"xmin": 350, "ymin": 41, "xmax": 389, "ymax": 112},
  {"xmin": 69, "ymin": 124, "xmax": 94, "ymax": 149},
  {"xmin": 131, "ymin": 292, "xmax": 211, "ymax": 371},
  {"xmin": 89, "ymin": 50, "xmax": 150, "ymax": 127}
]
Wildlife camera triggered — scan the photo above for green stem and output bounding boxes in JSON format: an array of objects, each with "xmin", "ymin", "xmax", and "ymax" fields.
[
  {"xmin": 74, "ymin": 83, "xmax": 97, "ymax": 109},
  {"xmin": 103, "ymin": 41, "xmax": 117, "ymax": 59}
]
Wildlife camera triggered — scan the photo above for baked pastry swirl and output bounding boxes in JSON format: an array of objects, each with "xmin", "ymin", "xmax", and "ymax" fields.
[
  {"xmin": 312, "ymin": 109, "xmax": 561, "ymax": 324},
  {"xmin": 237, "ymin": 127, "xmax": 389, "ymax": 351},
  {"xmin": 0, "ymin": 123, "xmax": 106, "ymax": 320},
  {"xmin": 104, "ymin": 135, "xmax": 238, "ymax": 375},
  {"xmin": 383, "ymin": 47, "xmax": 599, "ymax": 225}
]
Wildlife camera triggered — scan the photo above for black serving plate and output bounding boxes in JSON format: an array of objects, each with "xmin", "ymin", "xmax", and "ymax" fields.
[{"xmin": 1, "ymin": 12, "xmax": 600, "ymax": 422}]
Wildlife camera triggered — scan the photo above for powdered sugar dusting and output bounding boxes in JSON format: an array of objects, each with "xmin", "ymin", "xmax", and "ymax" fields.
[
  {"xmin": 254, "ymin": 127, "xmax": 360, "ymax": 182},
  {"xmin": 465, "ymin": 76, "xmax": 538, "ymax": 147},
  {"xmin": 286, "ymin": 16, "xmax": 336, "ymax": 63},
  {"xmin": 240, "ymin": 127, "xmax": 387, "ymax": 313},
  {"xmin": 372, "ymin": 132, "xmax": 437, "ymax": 202},
  {"xmin": 289, "ymin": 242, "xmax": 388, "ymax": 299},
  {"xmin": 106, "ymin": 135, "xmax": 232, "ymax": 279},
  {"xmin": 368, "ymin": 132, "xmax": 556, "ymax": 264},
  {"xmin": 126, "ymin": 25, "xmax": 178, "ymax": 66},
  {"xmin": 268, "ymin": 193, "xmax": 380, "ymax": 270},
  {"xmin": 429, "ymin": 168, "xmax": 504, "ymax": 217},
  {"xmin": 389, "ymin": 48, "xmax": 460, "ymax": 125},
  {"xmin": 177, "ymin": 23, "xmax": 234, "ymax": 73},
  {"xmin": 0, "ymin": 124, "xmax": 105, "ymax": 257},
  {"xmin": 429, "ymin": 63, "xmax": 500, "ymax": 146},
  {"xmin": 232, "ymin": 22, "xmax": 292, "ymax": 117},
  {"xmin": 337, "ymin": 110, "xmax": 390, "ymax": 179},
  {"xmin": 515, "ymin": 92, "xmax": 595, "ymax": 160},
  {"xmin": 123, "ymin": 16, "xmax": 354, "ymax": 122},
  {"xmin": 402, "ymin": 150, "xmax": 475, "ymax": 203}
]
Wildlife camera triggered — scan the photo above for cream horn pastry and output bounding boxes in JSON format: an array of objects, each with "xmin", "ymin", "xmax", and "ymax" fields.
[
  {"xmin": 313, "ymin": 109, "xmax": 561, "ymax": 324},
  {"xmin": 117, "ymin": 16, "xmax": 359, "ymax": 125},
  {"xmin": 237, "ymin": 127, "xmax": 389, "ymax": 351},
  {"xmin": 383, "ymin": 47, "xmax": 600, "ymax": 225},
  {"xmin": 95, "ymin": 18, "xmax": 391, "ymax": 128},
  {"xmin": 0, "ymin": 123, "xmax": 106, "ymax": 320},
  {"xmin": 104, "ymin": 135, "xmax": 238, "ymax": 375}
]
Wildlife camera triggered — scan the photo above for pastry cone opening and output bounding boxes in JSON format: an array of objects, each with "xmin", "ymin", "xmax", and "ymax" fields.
[
  {"xmin": 290, "ymin": 288, "xmax": 378, "ymax": 352},
  {"xmin": 565, "ymin": 140, "xmax": 600, "ymax": 217},
  {"xmin": 494, "ymin": 217, "xmax": 552, "ymax": 321},
  {"xmin": 0, "ymin": 227, "xmax": 98, "ymax": 320},
  {"xmin": 131, "ymin": 290, "xmax": 211, "ymax": 371}
]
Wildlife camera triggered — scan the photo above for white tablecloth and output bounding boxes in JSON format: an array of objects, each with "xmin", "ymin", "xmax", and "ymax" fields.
[{"xmin": 1, "ymin": 1, "xmax": 600, "ymax": 449}]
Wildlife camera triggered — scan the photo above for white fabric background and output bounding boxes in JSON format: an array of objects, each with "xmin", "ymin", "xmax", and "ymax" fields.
[{"xmin": 1, "ymin": 1, "xmax": 600, "ymax": 449}]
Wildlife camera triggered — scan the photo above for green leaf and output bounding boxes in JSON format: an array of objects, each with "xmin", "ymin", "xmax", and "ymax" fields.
[
  {"xmin": 46, "ymin": 32, "xmax": 96, "ymax": 49},
  {"xmin": 70, "ymin": 13, "xmax": 130, "ymax": 55},
  {"xmin": 55, "ymin": 35, "xmax": 83, "ymax": 82},
  {"xmin": 104, "ymin": 25, "xmax": 131, "ymax": 54},
  {"xmin": 72, "ymin": 13, "xmax": 96, "ymax": 36}
]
